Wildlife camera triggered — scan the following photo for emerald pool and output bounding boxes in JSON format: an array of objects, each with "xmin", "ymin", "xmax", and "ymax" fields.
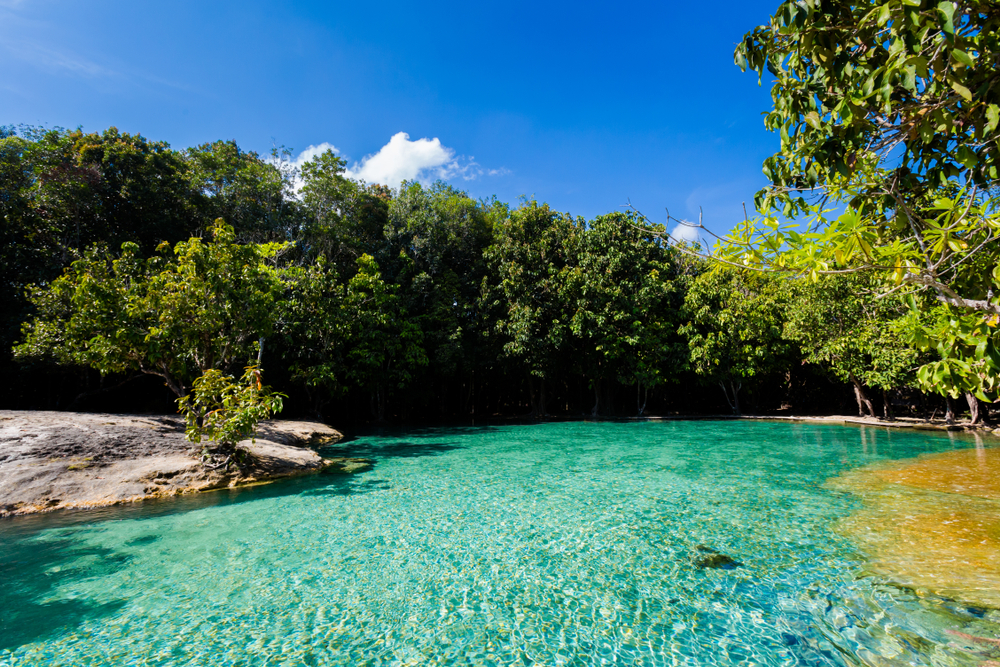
[{"xmin": 1, "ymin": 420, "xmax": 998, "ymax": 666}]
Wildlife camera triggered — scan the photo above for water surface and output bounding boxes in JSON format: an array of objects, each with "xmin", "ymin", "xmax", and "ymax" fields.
[{"xmin": 1, "ymin": 420, "xmax": 997, "ymax": 666}]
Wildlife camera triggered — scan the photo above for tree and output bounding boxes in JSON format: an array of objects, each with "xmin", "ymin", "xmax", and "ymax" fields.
[
  {"xmin": 278, "ymin": 257, "xmax": 349, "ymax": 419},
  {"xmin": 680, "ymin": 269, "xmax": 793, "ymax": 415},
  {"xmin": 343, "ymin": 254, "xmax": 427, "ymax": 421},
  {"xmin": 483, "ymin": 200, "xmax": 579, "ymax": 415},
  {"xmin": 386, "ymin": 181, "xmax": 501, "ymax": 414},
  {"xmin": 784, "ymin": 274, "xmax": 918, "ymax": 418},
  {"xmin": 566, "ymin": 212, "xmax": 688, "ymax": 416},
  {"xmin": 903, "ymin": 302, "xmax": 998, "ymax": 421},
  {"xmin": 27, "ymin": 127, "xmax": 198, "ymax": 254},
  {"xmin": 177, "ymin": 365, "xmax": 285, "ymax": 469},
  {"xmin": 15, "ymin": 221, "xmax": 284, "ymax": 398},
  {"xmin": 712, "ymin": 0, "xmax": 1000, "ymax": 403},
  {"xmin": 735, "ymin": 0, "xmax": 1000, "ymax": 218},
  {"xmin": 297, "ymin": 148, "xmax": 391, "ymax": 277},
  {"xmin": 186, "ymin": 140, "xmax": 299, "ymax": 242}
]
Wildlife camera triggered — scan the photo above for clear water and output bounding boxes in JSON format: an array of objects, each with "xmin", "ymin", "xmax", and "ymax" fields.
[{"xmin": 0, "ymin": 420, "xmax": 997, "ymax": 666}]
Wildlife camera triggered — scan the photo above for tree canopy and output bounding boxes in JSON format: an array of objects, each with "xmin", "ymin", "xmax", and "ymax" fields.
[
  {"xmin": 709, "ymin": 0, "xmax": 1000, "ymax": 405},
  {"xmin": 3, "ymin": 118, "xmax": 992, "ymax": 423}
]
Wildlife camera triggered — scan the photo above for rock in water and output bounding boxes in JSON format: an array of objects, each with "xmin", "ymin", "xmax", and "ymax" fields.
[{"xmin": 693, "ymin": 545, "xmax": 742, "ymax": 570}]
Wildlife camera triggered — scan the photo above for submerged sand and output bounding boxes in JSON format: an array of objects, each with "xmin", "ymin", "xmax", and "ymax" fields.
[
  {"xmin": 829, "ymin": 435, "xmax": 1000, "ymax": 609},
  {"xmin": 0, "ymin": 410, "xmax": 367, "ymax": 518}
]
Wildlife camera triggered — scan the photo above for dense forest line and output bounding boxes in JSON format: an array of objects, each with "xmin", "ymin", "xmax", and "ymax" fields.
[{"xmin": 0, "ymin": 125, "xmax": 986, "ymax": 425}]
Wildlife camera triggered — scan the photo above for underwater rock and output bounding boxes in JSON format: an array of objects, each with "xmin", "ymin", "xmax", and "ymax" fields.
[
  {"xmin": 693, "ymin": 545, "xmax": 742, "ymax": 569},
  {"xmin": 322, "ymin": 457, "xmax": 374, "ymax": 474}
]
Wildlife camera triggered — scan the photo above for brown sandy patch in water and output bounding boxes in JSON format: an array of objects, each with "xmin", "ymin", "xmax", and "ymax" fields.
[{"xmin": 829, "ymin": 440, "xmax": 1000, "ymax": 609}]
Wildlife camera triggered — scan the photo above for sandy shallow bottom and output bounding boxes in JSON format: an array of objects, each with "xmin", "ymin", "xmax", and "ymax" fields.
[{"xmin": 830, "ymin": 434, "xmax": 1000, "ymax": 610}]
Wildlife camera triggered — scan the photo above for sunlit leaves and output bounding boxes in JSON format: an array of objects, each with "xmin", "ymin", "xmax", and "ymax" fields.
[
  {"xmin": 15, "ymin": 221, "xmax": 284, "ymax": 397},
  {"xmin": 177, "ymin": 365, "xmax": 285, "ymax": 460},
  {"xmin": 736, "ymin": 0, "xmax": 1000, "ymax": 215}
]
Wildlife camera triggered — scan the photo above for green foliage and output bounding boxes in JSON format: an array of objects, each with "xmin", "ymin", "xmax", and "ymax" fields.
[
  {"xmin": 566, "ymin": 212, "xmax": 689, "ymax": 414},
  {"xmin": 736, "ymin": 0, "xmax": 1000, "ymax": 216},
  {"xmin": 681, "ymin": 269, "xmax": 793, "ymax": 414},
  {"xmin": 278, "ymin": 257, "xmax": 349, "ymax": 417},
  {"xmin": 177, "ymin": 365, "xmax": 285, "ymax": 467},
  {"xmin": 723, "ymin": 0, "xmax": 1000, "ymax": 402},
  {"xmin": 298, "ymin": 149, "xmax": 391, "ymax": 276},
  {"xmin": 16, "ymin": 220, "xmax": 283, "ymax": 396},
  {"xmin": 388, "ymin": 182, "xmax": 499, "ymax": 384},
  {"xmin": 343, "ymin": 254, "xmax": 427, "ymax": 421},
  {"xmin": 4, "ymin": 122, "xmax": 971, "ymax": 420},
  {"xmin": 484, "ymin": 200, "xmax": 578, "ymax": 383},
  {"xmin": 186, "ymin": 140, "xmax": 300, "ymax": 242},
  {"xmin": 784, "ymin": 275, "xmax": 918, "ymax": 403},
  {"xmin": 903, "ymin": 304, "xmax": 1000, "ymax": 400}
]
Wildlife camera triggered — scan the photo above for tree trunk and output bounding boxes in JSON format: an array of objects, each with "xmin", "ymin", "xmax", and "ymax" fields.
[
  {"xmin": 849, "ymin": 374, "xmax": 875, "ymax": 418},
  {"xmin": 539, "ymin": 378, "xmax": 547, "ymax": 417},
  {"xmin": 591, "ymin": 380, "xmax": 601, "ymax": 417},
  {"xmin": 945, "ymin": 395, "xmax": 955, "ymax": 425},
  {"xmin": 636, "ymin": 381, "xmax": 649, "ymax": 417},
  {"xmin": 462, "ymin": 375, "xmax": 474, "ymax": 415},
  {"xmin": 719, "ymin": 380, "xmax": 742, "ymax": 416},
  {"xmin": 882, "ymin": 390, "xmax": 895, "ymax": 422},
  {"xmin": 966, "ymin": 392, "xmax": 981, "ymax": 425},
  {"xmin": 371, "ymin": 386, "xmax": 386, "ymax": 422}
]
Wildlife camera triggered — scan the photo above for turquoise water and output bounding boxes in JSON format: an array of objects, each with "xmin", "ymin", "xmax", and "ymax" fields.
[{"xmin": 0, "ymin": 420, "xmax": 997, "ymax": 666}]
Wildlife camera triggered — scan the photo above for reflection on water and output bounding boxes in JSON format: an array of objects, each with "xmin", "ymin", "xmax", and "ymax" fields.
[
  {"xmin": 831, "ymin": 429, "xmax": 1000, "ymax": 610},
  {"xmin": 1, "ymin": 421, "xmax": 1000, "ymax": 666}
]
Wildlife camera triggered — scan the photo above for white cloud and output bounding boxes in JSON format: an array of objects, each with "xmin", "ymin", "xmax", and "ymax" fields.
[
  {"xmin": 669, "ymin": 222, "xmax": 703, "ymax": 245},
  {"xmin": 283, "ymin": 133, "xmax": 508, "ymax": 190},
  {"xmin": 346, "ymin": 132, "xmax": 451, "ymax": 186},
  {"xmin": 289, "ymin": 142, "xmax": 340, "ymax": 170}
]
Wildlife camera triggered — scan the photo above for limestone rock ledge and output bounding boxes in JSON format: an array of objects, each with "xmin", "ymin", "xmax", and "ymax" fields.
[{"xmin": 0, "ymin": 411, "xmax": 358, "ymax": 517}]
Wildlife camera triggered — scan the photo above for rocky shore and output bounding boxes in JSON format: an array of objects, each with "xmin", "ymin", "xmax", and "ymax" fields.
[{"xmin": 0, "ymin": 410, "xmax": 369, "ymax": 518}]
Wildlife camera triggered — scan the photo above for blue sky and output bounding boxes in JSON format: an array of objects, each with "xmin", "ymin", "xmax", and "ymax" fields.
[{"xmin": 1, "ymin": 0, "xmax": 782, "ymax": 239}]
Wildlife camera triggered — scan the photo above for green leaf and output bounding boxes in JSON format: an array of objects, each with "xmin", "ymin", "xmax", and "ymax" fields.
[
  {"xmin": 986, "ymin": 105, "xmax": 1000, "ymax": 133},
  {"xmin": 956, "ymin": 146, "xmax": 978, "ymax": 169},
  {"xmin": 951, "ymin": 81, "xmax": 972, "ymax": 101},
  {"xmin": 951, "ymin": 48, "xmax": 974, "ymax": 68},
  {"xmin": 937, "ymin": 1, "xmax": 955, "ymax": 34},
  {"xmin": 804, "ymin": 111, "xmax": 821, "ymax": 129},
  {"xmin": 734, "ymin": 50, "xmax": 747, "ymax": 71},
  {"xmin": 877, "ymin": 4, "xmax": 891, "ymax": 25},
  {"xmin": 986, "ymin": 340, "xmax": 1000, "ymax": 370}
]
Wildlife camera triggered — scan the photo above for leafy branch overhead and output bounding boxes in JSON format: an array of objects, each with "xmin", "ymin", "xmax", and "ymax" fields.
[
  {"xmin": 735, "ymin": 0, "xmax": 999, "ymax": 214},
  {"xmin": 705, "ymin": 0, "xmax": 1000, "ymax": 401}
]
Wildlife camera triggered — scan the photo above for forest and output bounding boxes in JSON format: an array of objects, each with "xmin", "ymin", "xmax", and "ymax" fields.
[{"xmin": 1, "ymin": 119, "xmax": 991, "ymax": 427}]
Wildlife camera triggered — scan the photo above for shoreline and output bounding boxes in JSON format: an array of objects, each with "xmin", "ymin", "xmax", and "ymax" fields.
[
  {"xmin": 487, "ymin": 411, "xmax": 1000, "ymax": 436},
  {"xmin": 0, "ymin": 410, "xmax": 370, "ymax": 519},
  {"xmin": 2, "ymin": 409, "xmax": 996, "ymax": 519}
]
